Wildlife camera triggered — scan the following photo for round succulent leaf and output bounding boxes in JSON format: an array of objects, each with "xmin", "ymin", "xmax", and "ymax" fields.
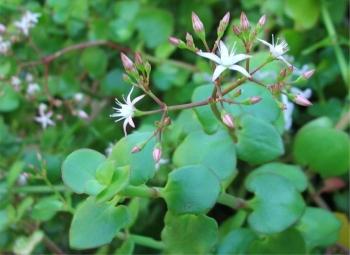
[
  {"xmin": 296, "ymin": 207, "xmax": 341, "ymax": 250},
  {"xmin": 31, "ymin": 196, "xmax": 64, "ymax": 221},
  {"xmin": 0, "ymin": 85, "xmax": 20, "ymax": 112},
  {"xmin": 245, "ymin": 172, "xmax": 305, "ymax": 234},
  {"xmin": 80, "ymin": 48, "xmax": 108, "ymax": 78},
  {"xmin": 173, "ymin": 130, "xmax": 237, "ymax": 181},
  {"xmin": 161, "ymin": 212, "xmax": 218, "ymax": 254},
  {"xmin": 95, "ymin": 160, "xmax": 116, "ymax": 186},
  {"xmin": 237, "ymin": 115, "xmax": 284, "ymax": 165},
  {"xmin": 217, "ymin": 228, "xmax": 257, "ymax": 255},
  {"xmin": 109, "ymin": 132, "xmax": 156, "ymax": 185},
  {"xmin": 293, "ymin": 124, "xmax": 349, "ymax": 177},
  {"xmin": 226, "ymin": 83, "xmax": 281, "ymax": 124},
  {"xmin": 191, "ymin": 84, "xmax": 219, "ymax": 134},
  {"xmin": 84, "ymin": 179, "xmax": 105, "ymax": 196},
  {"xmin": 248, "ymin": 228, "xmax": 306, "ymax": 254},
  {"xmin": 285, "ymin": 0, "xmax": 320, "ymax": 29},
  {"xmin": 69, "ymin": 197, "xmax": 130, "ymax": 249},
  {"xmin": 250, "ymin": 162, "xmax": 308, "ymax": 192},
  {"xmin": 96, "ymin": 166, "xmax": 130, "ymax": 202},
  {"xmin": 62, "ymin": 149, "xmax": 106, "ymax": 194},
  {"xmin": 162, "ymin": 165, "xmax": 221, "ymax": 214}
]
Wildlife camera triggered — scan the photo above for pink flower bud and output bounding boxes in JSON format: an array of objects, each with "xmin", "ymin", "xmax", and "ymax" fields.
[
  {"xmin": 131, "ymin": 146, "xmax": 141, "ymax": 153},
  {"xmin": 152, "ymin": 147, "xmax": 162, "ymax": 163},
  {"xmin": 222, "ymin": 113, "xmax": 235, "ymax": 128},
  {"xmin": 218, "ymin": 12, "xmax": 230, "ymax": 34},
  {"xmin": 258, "ymin": 15, "xmax": 266, "ymax": 26},
  {"xmin": 169, "ymin": 36, "xmax": 180, "ymax": 46},
  {"xmin": 240, "ymin": 12, "xmax": 250, "ymax": 30},
  {"xmin": 249, "ymin": 96, "xmax": 262, "ymax": 104},
  {"xmin": 120, "ymin": 52, "xmax": 134, "ymax": 72},
  {"xmin": 320, "ymin": 178, "xmax": 346, "ymax": 193},
  {"xmin": 302, "ymin": 69, "xmax": 315, "ymax": 79},
  {"xmin": 293, "ymin": 94, "xmax": 312, "ymax": 106},
  {"xmin": 186, "ymin": 33, "xmax": 195, "ymax": 49},
  {"xmin": 232, "ymin": 25, "xmax": 241, "ymax": 35},
  {"xmin": 134, "ymin": 52, "xmax": 143, "ymax": 66},
  {"xmin": 191, "ymin": 12, "xmax": 204, "ymax": 33},
  {"xmin": 0, "ymin": 24, "xmax": 6, "ymax": 33}
]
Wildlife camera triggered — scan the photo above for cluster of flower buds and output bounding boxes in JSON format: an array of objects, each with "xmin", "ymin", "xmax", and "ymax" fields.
[
  {"xmin": 233, "ymin": 12, "xmax": 266, "ymax": 51},
  {"xmin": 121, "ymin": 52, "xmax": 151, "ymax": 91}
]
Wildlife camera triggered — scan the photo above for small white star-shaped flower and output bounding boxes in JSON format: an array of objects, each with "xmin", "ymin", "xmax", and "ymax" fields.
[
  {"xmin": 197, "ymin": 41, "xmax": 251, "ymax": 81},
  {"xmin": 258, "ymin": 35, "xmax": 291, "ymax": 66},
  {"xmin": 34, "ymin": 103, "xmax": 55, "ymax": 129},
  {"xmin": 27, "ymin": 83, "xmax": 40, "ymax": 95},
  {"xmin": 14, "ymin": 11, "xmax": 41, "ymax": 36},
  {"xmin": 110, "ymin": 87, "xmax": 145, "ymax": 136}
]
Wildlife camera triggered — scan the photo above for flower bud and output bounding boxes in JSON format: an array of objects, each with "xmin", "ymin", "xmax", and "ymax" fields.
[
  {"xmin": 152, "ymin": 146, "xmax": 162, "ymax": 163},
  {"xmin": 249, "ymin": 96, "xmax": 262, "ymax": 104},
  {"xmin": 258, "ymin": 15, "xmax": 266, "ymax": 27},
  {"xmin": 279, "ymin": 68, "xmax": 287, "ymax": 78},
  {"xmin": 191, "ymin": 12, "xmax": 204, "ymax": 33},
  {"xmin": 217, "ymin": 12, "xmax": 230, "ymax": 36},
  {"xmin": 240, "ymin": 12, "xmax": 250, "ymax": 30},
  {"xmin": 169, "ymin": 36, "xmax": 180, "ymax": 46},
  {"xmin": 231, "ymin": 88, "xmax": 242, "ymax": 97},
  {"xmin": 120, "ymin": 52, "xmax": 135, "ymax": 72},
  {"xmin": 293, "ymin": 94, "xmax": 312, "ymax": 106},
  {"xmin": 131, "ymin": 146, "xmax": 141, "ymax": 153},
  {"xmin": 185, "ymin": 32, "xmax": 195, "ymax": 49},
  {"xmin": 302, "ymin": 69, "xmax": 315, "ymax": 79},
  {"xmin": 320, "ymin": 178, "xmax": 346, "ymax": 193},
  {"xmin": 221, "ymin": 112, "xmax": 235, "ymax": 128},
  {"xmin": 0, "ymin": 24, "xmax": 6, "ymax": 33},
  {"xmin": 232, "ymin": 25, "xmax": 241, "ymax": 36},
  {"xmin": 134, "ymin": 52, "xmax": 143, "ymax": 66}
]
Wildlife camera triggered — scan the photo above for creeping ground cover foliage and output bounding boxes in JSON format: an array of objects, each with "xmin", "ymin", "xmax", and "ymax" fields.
[{"xmin": 0, "ymin": 0, "xmax": 349, "ymax": 254}]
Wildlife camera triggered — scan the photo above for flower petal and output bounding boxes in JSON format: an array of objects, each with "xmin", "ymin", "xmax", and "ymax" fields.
[
  {"xmin": 123, "ymin": 119, "xmax": 129, "ymax": 136},
  {"xmin": 197, "ymin": 51, "xmax": 221, "ymax": 64},
  {"xmin": 257, "ymin": 38, "xmax": 272, "ymax": 47},
  {"xmin": 229, "ymin": 65, "xmax": 251, "ymax": 78},
  {"xmin": 219, "ymin": 41, "xmax": 229, "ymax": 60},
  {"xmin": 231, "ymin": 54, "xmax": 251, "ymax": 64},
  {"xmin": 126, "ymin": 86, "xmax": 134, "ymax": 105},
  {"xmin": 212, "ymin": 65, "xmax": 227, "ymax": 81},
  {"xmin": 277, "ymin": 56, "xmax": 292, "ymax": 67},
  {"xmin": 132, "ymin": 94, "xmax": 145, "ymax": 105}
]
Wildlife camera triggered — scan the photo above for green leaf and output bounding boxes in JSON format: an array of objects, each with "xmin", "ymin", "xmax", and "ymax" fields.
[
  {"xmin": 152, "ymin": 64, "xmax": 190, "ymax": 91},
  {"xmin": 136, "ymin": 8, "xmax": 174, "ymax": 48},
  {"xmin": 62, "ymin": 149, "xmax": 106, "ymax": 194},
  {"xmin": 250, "ymin": 162, "xmax": 308, "ymax": 192},
  {"xmin": 191, "ymin": 84, "xmax": 219, "ymax": 134},
  {"xmin": 237, "ymin": 115, "xmax": 284, "ymax": 165},
  {"xmin": 95, "ymin": 160, "xmax": 116, "ymax": 186},
  {"xmin": 293, "ymin": 123, "xmax": 350, "ymax": 177},
  {"xmin": 173, "ymin": 130, "xmax": 237, "ymax": 181},
  {"xmin": 217, "ymin": 228, "xmax": 257, "ymax": 255},
  {"xmin": 296, "ymin": 207, "xmax": 341, "ymax": 250},
  {"xmin": 70, "ymin": 197, "xmax": 130, "ymax": 249},
  {"xmin": 248, "ymin": 228, "xmax": 306, "ymax": 254},
  {"xmin": 31, "ymin": 196, "xmax": 64, "ymax": 221},
  {"xmin": 114, "ymin": 239, "xmax": 135, "ymax": 255},
  {"xmin": 162, "ymin": 165, "xmax": 221, "ymax": 214},
  {"xmin": 80, "ymin": 48, "xmax": 108, "ymax": 78},
  {"xmin": 219, "ymin": 211, "xmax": 248, "ymax": 240},
  {"xmin": 246, "ymin": 173, "xmax": 305, "ymax": 234},
  {"xmin": 162, "ymin": 212, "xmax": 218, "ymax": 254},
  {"xmin": 0, "ymin": 85, "xmax": 20, "ymax": 112},
  {"xmin": 285, "ymin": 0, "xmax": 320, "ymax": 30},
  {"xmin": 96, "ymin": 166, "xmax": 130, "ymax": 202},
  {"xmin": 6, "ymin": 161, "xmax": 24, "ymax": 188},
  {"xmin": 226, "ymin": 83, "xmax": 281, "ymax": 124},
  {"xmin": 109, "ymin": 132, "xmax": 156, "ymax": 186}
]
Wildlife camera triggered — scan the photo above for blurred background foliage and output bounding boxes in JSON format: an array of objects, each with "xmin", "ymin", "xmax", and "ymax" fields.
[{"xmin": 0, "ymin": 0, "xmax": 349, "ymax": 253}]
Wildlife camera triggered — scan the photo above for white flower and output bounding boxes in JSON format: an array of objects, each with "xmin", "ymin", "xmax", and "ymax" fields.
[
  {"xmin": 14, "ymin": 11, "xmax": 41, "ymax": 36},
  {"xmin": 0, "ymin": 37, "xmax": 11, "ymax": 55},
  {"xmin": 27, "ymin": 83, "xmax": 40, "ymax": 95},
  {"xmin": 258, "ymin": 35, "xmax": 291, "ymax": 66},
  {"xmin": 25, "ymin": 73, "xmax": 34, "ymax": 82},
  {"xmin": 74, "ymin": 93, "xmax": 84, "ymax": 102},
  {"xmin": 76, "ymin": 109, "xmax": 89, "ymax": 120},
  {"xmin": 11, "ymin": 76, "xmax": 21, "ymax": 91},
  {"xmin": 110, "ymin": 87, "xmax": 145, "ymax": 136},
  {"xmin": 34, "ymin": 103, "xmax": 55, "ymax": 129},
  {"xmin": 197, "ymin": 41, "xmax": 251, "ymax": 81},
  {"xmin": 282, "ymin": 87, "xmax": 312, "ymax": 130}
]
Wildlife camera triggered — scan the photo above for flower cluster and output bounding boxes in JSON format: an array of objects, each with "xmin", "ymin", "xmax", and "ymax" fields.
[{"xmin": 14, "ymin": 11, "xmax": 41, "ymax": 36}]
